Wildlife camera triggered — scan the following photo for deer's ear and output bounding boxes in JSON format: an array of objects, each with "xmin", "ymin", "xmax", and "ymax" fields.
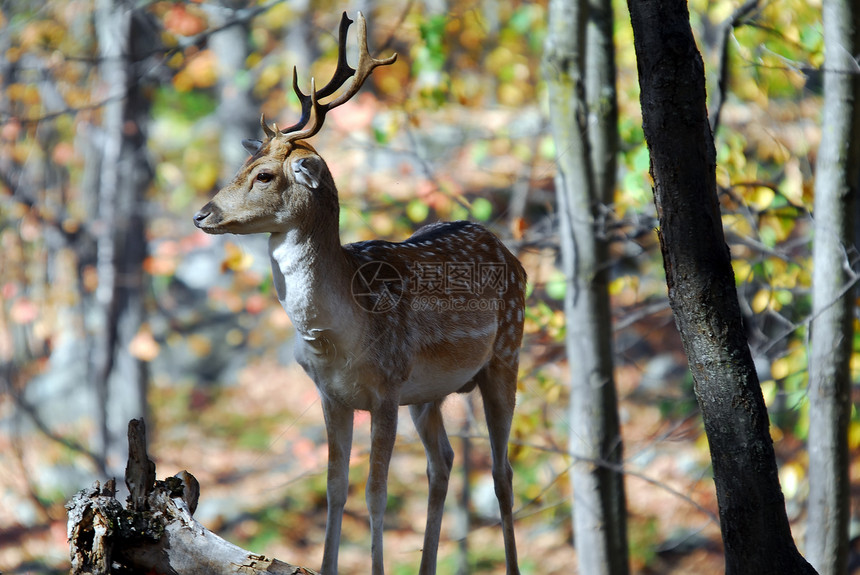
[
  {"xmin": 290, "ymin": 156, "xmax": 324, "ymax": 189},
  {"xmin": 242, "ymin": 139, "xmax": 263, "ymax": 155}
]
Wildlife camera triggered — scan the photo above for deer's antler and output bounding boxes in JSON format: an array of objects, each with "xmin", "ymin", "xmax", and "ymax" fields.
[{"xmin": 261, "ymin": 12, "xmax": 396, "ymax": 144}]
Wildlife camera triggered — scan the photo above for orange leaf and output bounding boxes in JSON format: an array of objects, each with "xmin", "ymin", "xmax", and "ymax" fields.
[{"xmin": 129, "ymin": 327, "xmax": 160, "ymax": 362}]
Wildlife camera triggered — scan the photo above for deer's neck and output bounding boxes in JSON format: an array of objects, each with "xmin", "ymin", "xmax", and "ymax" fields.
[{"xmin": 268, "ymin": 225, "xmax": 355, "ymax": 336}]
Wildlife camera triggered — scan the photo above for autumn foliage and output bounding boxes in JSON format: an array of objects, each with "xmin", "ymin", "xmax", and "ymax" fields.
[{"xmin": 0, "ymin": 1, "xmax": 851, "ymax": 574}]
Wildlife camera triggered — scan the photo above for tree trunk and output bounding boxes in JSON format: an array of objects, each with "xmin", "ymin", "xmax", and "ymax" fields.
[
  {"xmin": 626, "ymin": 0, "xmax": 817, "ymax": 573},
  {"xmin": 207, "ymin": 0, "xmax": 260, "ymax": 183},
  {"xmin": 806, "ymin": 0, "xmax": 860, "ymax": 572},
  {"xmin": 93, "ymin": 1, "xmax": 154, "ymax": 479},
  {"xmin": 543, "ymin": 1, "xmax": 628, "ymax": 573},
  {"xmin": 585, "ymin": 0, "xmax": 618, "ymax": 204}
]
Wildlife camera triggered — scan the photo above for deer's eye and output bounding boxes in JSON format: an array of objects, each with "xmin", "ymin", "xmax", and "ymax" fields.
[{"xmin": 256, "ymin": 172, "xmax": 274, "ymax": 183}]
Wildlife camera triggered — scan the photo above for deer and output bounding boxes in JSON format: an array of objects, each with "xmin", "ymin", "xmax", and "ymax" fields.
[{"xmin": 193, "ymin": 12, "xmax": 525, "ymax": 575}]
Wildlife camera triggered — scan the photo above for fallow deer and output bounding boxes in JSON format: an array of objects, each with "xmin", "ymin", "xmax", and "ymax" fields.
[{"xmin": 193, "ymin": 12, "xmax": 525, "ymax": 575}]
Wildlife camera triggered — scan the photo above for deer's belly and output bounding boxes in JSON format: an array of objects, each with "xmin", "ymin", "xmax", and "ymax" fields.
[
  {"xmin": 294, "ymin": 330, "xmax": 496, "ymax": 408},
  {"xmin": 398, "ymin": 334, "xmax": 495, "ymax": 405},
  {"xmin": 399, "ymin": 362, "xmax": 484, "ymax": 405}
]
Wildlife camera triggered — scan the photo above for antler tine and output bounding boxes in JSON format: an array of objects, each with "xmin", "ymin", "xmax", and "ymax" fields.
[
  {"xmin": 283, "ymin": 11, "xmax": 397, "ymax": 144},
  {"xmin": 280, "ymin": 13, "xmax": 355, "ymax": 136},
  {"xmin": 278, "ymin": 67, "xmax": 313, "ymax": 134},
  {"xmin": 314, "ymin": 12, "xmax": 357, "ymax": 100},
  {"xmin": 323, "ymin": 12, "xmax": 397, "ymax": 110},
  {"xmin": 260, "ymin": 113, "xmax": 277, "ymax": 139}
]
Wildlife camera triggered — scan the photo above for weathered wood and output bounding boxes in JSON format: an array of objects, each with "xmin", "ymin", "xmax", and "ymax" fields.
[
  {"xmin": 66, "ymin": 419, "xmax": 318, "ymax": 575},
  {"xmin": 124, "ymin": 418, "xmax": 155, "ymax": 512}
]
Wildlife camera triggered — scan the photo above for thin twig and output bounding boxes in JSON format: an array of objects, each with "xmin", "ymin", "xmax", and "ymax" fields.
[
  {"xmin": 709, "ymin": 0, "xmax": 763, "ymax": 134},
  {"xmin": 450, "ymin": 431, "xmax": 720, "ymax": 525},
  {"xmin": 2, "ymin": 370, "xmax": 103, "ymax": 470}
]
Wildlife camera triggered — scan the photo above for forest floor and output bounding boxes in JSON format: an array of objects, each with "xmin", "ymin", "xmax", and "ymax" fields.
[{"xmin": 1, "ymin": 343, "xmax": 826, "ymax": 575}]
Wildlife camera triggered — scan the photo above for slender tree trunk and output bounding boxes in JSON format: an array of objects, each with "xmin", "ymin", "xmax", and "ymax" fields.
[
  {"xmin": 585, "ymin": 0, "xmax": 618, "ymax": 204},
  {"xmin": 93, "ymin": 0, "xmax": 124, "ymax": 470},
  {"xmin": 626, "ymin": 0, "xmax": 817, "ymax": 573},
  {"xmin": 93, "ymin": 1, "xmax": 155, "ymax": 479},
  {"xmin": 207, "ymin": 0, "xmax": 260, "ymax": 183},
  {"xmin": 806, "ymin": 1, "xmax": 860, "ymax": 573},
  {"xmin": 583, "ymin": 1, "xmax": 628, "ymax": 569},
  {"xmin": 543, "ymin": 1, "xmax": 628, "ymax": 573}
]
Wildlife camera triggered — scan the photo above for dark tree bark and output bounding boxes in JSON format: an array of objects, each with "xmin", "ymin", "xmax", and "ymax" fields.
[
  {"xmin": 806, "ymin": 0, "xmax": 860, "ymax": 572},
  {"xmin": 626, "ymin": 0, "xmax": 817, "ymax": 573},
  {"xmin": 543, "ymin": 0, "xmax": 628, "ymax": 573}
]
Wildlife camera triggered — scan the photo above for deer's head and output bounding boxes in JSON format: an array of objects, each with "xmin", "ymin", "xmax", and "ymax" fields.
[{"xmin": 193, "ymin": 12, "xmax": 396, "ymax": 236}]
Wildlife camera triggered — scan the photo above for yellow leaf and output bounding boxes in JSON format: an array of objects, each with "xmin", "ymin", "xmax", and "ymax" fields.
[
  {"xmin": 760, "ymin": 379, "xmax": 776, "ymax": 406},
  {"xmin": 771, "ymin": 357, "xmax": 789, "ymax": 380},
  {"xmin": 189, "ymin": 162, "xmax": 218, "ymax": 192},
  {"xmin": 849, "ymin": 350, "xmax": 860, "ymax": 378},
  {"xmin": 609, "ymin": 276, "xmax": 627, "ymax": 296},
  {"xmin": 546, "ymin": 382, "xmax": 561, "ymax": 404},
  {"xmin": 185, "ymin": 49, "xmax": 218, "ymax": 89},
  {"xmin": 258, "ymin": 65, "xmax": 281, "ymax": 93},
  {"xmin": 222, "ymin": 242, "xmax": 253, "ymax": 272},
  {"xmin": 769, "ymin": 422, "xmax": 783, "ymax": 442},
  {"xmin": 751, "ymin": 289, "xmax": 771, "ymax": 313},
  {"xmin": 732, "ymin": 259, "xmax": 752, "ymax": 283},
  {"xmin": 748, "ymin": 186, "xmax": 775, "ymax": 211},
  {"xmin": 187, "ymin": 334, "xmax": 212, "ymax": 358},
  {"xmin": 772, "ymin": 346, "xmax": 807, "ymax": 381},
  {"xmin": 849, "ymin": 421, "xmax": 860, "ymax": 450},
  {"xmin": 779, "ymin": 462, "xmax": 803, "ymax": 498},
  {"xmin": 265, "ymin": 3, "xmax": 294, "ymax": 28},
  {"xmin": 721, "ymin": 213, "xmax": 752, "ymax": 237}
]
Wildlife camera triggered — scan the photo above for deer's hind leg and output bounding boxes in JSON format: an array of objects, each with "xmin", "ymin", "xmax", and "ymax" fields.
[
  {"xmin": 410, "ymin": 400, "xmax": 455, "ymax": 575},
  {"xmin": 476, "ymin": 357, "xmax": 521, "ymax": 574}
]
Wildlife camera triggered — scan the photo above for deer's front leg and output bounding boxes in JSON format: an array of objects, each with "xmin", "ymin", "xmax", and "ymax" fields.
[
  {"xmin": 321, "ymin": 397, "xmax": 355, "ymax": 575},
  {"xmin": 367, "ymin": 398, "xmax": 399, "ymax": 575}
]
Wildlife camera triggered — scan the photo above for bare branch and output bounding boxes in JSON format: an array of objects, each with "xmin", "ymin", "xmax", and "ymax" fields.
[{"xmin": 709, "ymin": 0, "xmax": 763, "ymax": 134}]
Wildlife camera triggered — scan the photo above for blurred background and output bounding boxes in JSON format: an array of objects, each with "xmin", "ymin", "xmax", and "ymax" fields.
[{"xmin": 0, "ymin": 0, "xmax": 843, "ymax": 573}]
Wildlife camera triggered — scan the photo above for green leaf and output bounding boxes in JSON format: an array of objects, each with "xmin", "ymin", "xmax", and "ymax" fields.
[
  {"xmin": 152, "ymin": 86, "xmax": 216, "ymax": 122},
  {"xmin": 406, "ymin": 199, "xmax": 429, "ymax": 223},
  {"xmin": 470, "ymin": 197, "xmax": 492, "ymax": 221},
  {"xmin": 545, "ymin": 271, "xmax": 567, "ymax": 300}
]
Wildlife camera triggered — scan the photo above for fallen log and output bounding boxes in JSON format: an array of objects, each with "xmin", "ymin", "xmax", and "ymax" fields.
[{"xmin": 66, "ymin": 418, "xmax": 318, "ymax": 575}]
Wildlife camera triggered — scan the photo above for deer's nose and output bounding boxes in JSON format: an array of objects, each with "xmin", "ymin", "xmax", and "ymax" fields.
[
  {"xmin": 193, "ymin": 202, "xmax": 224, "ymax": 231},
  {"xmin": 193, "ymin": 209, "xmax": 209, "ymax": 228}
]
